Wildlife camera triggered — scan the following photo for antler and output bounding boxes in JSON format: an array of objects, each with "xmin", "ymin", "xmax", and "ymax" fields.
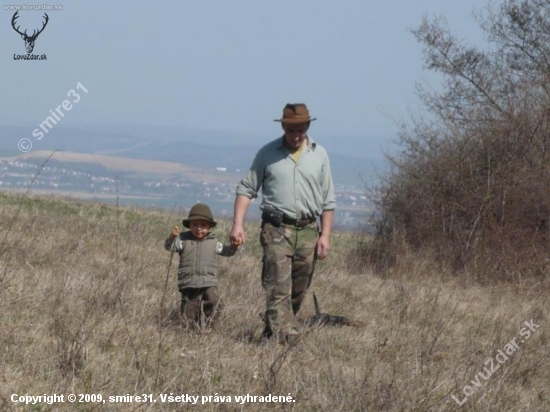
[
  {"xmin": 30, "ymin": 13, "xmax": 49, "ymax": 39},
  {"xmin": 11, "ymin": 11, "xmax": 26, "ymax": 37}
]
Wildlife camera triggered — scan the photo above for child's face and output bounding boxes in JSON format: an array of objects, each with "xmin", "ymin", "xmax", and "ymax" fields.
[{"xmin": 189, "ymin": 219, "xmax": 212, "ymax": 240}]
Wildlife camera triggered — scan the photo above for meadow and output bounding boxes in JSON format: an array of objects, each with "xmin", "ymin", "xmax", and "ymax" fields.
[{"xmin": 0, "ymin": 191, "xmax": 548, "ymax": 411}]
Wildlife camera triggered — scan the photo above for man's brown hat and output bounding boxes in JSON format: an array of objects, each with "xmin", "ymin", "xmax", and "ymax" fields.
[
  {"xmin": 274, "ymin": 103, "xmax": 317, "ymax": 124},
  {"xmin": 182, "ymin": 203, "xmax": 217, "ymax": 228}
]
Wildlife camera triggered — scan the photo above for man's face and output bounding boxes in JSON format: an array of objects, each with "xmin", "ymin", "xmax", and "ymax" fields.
[
  {"xmin": 282, "ymin": 122, "xmax": 309, "ymax": 149},
  {"xmin": 189, "ymin": 219, "xmax": 212, "ymax": 240}
]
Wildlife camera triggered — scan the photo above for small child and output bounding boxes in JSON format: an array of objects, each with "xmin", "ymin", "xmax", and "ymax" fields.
[{"xmin": 165, "ymin": 203, "xmax": 242, "ymax": 330}]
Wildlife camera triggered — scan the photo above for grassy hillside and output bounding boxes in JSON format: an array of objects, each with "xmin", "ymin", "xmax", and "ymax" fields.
[{"xmin": 0, "ymin": 192, "xmax": 548, "ymax": 411}]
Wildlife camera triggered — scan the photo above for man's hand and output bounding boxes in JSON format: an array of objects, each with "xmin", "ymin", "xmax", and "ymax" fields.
[
  {"xmin": 316, "ymin": 234, "xmax": 331, "ymax": 260},
  {"xmin": 169, "ymin": 225, "xmax": 181, "ymax": 240},
  {"xmin": 230, "ymin": 224, "xmax": 246, "ymax": 247},
  {"xmin": 231, "ymin": 235, "xmax": 243, "ymax": 248}
]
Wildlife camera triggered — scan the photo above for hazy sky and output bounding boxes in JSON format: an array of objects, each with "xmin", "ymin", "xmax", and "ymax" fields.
[{"xmin": 1, "ymin": 0, "xmax": 493, "ymax": 151}]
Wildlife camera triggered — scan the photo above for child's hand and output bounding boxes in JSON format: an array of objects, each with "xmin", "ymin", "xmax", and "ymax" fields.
[{"xmin": 169, "ymin": 225, "xmax": 181, "ymax": 240}]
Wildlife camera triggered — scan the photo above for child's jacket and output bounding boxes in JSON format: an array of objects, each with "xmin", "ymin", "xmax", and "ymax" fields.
[{"xmin": 165, "ymin": 230, "xmax": 237, "ymax": 290}]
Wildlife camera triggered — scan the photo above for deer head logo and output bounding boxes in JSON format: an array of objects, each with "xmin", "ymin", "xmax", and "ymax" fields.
[{"xmin": 11, "ymin": 11, "xmax": 49, "ymax": 53}]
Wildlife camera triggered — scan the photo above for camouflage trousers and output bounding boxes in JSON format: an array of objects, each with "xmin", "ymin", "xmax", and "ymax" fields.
[
  {"xmin": 260, "ymin": 221, "xmax": 319, "ymax": 340},
  {"xmin": 180, "ymin": 287, "xmax": 223, "ymax": 329}
]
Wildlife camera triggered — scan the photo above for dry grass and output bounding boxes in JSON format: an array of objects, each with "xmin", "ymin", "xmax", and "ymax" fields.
[{"xmin": 0, "ymin": 191, "xmax": 548, "ymax": 411}]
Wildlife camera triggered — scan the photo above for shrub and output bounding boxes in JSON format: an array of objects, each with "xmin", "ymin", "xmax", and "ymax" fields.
[{"xmin": 370, "ymin": 0, "xmax": 550, "ymax": 280}]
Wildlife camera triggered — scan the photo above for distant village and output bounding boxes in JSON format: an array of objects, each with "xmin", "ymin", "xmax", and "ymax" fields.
[{"xmin": 0, "ymin": 159, "xmax": 376, "ymax": 230}]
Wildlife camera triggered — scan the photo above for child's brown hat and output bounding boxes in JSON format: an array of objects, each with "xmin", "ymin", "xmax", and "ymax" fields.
[{"xmin": 182, "ymin": 203, "xmax": 217, "ymax": 228}]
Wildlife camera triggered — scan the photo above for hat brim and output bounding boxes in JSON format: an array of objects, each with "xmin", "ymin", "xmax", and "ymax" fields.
[
  {"xmin": 182, "ymin": 217, "xmax": 217, "ymax": 229},
  {"xmin": 274, "ymin": 117, "xmax": 317, "ymax": 124}
]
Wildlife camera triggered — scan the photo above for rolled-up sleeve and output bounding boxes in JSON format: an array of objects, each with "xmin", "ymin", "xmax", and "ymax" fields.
[{"xmin": 236, "ymin": 152, "xmax": 264, "ymax": 199}]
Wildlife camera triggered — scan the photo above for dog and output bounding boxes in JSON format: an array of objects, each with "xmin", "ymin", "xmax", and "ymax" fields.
[{"xmin": 304, "ymin": 294, "xmax": 363, "ymax": 328}]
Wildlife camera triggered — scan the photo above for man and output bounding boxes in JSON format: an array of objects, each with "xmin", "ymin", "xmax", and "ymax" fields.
[{"xmin": 230, "ymin": 103, "xmax": 336, "ymax": 344}]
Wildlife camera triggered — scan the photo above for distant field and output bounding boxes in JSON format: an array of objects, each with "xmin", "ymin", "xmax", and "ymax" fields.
[
  {"xmin": 9, "ymin": 150, "xmax": 241, "ymax": 184},
  {"xmin": 0, "ymin": 188, "xmax": 257, "ymax": 220},
  {"xmin": 0, "ymin": 188, "xmax": 170, "ymax": 201}
]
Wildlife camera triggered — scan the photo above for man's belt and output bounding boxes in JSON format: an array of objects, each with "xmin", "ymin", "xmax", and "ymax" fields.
[
  {"xmin": 260, "ymin": 205, "xmax": 316, "ymax": 228},
  {"xmin": 281, "ymin": 215, "xmax": 316, "ymax": 227}
]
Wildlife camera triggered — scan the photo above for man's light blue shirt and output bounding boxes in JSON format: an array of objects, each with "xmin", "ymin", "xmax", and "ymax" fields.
[{"xmin": 236, "ymin": 136, "xmax": 336, "ymax": 219}]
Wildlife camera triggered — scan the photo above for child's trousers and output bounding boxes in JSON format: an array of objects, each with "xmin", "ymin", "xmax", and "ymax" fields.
[{"xmin": 180, "ymin": 287, "xmax": 223, "ymax": 329}]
